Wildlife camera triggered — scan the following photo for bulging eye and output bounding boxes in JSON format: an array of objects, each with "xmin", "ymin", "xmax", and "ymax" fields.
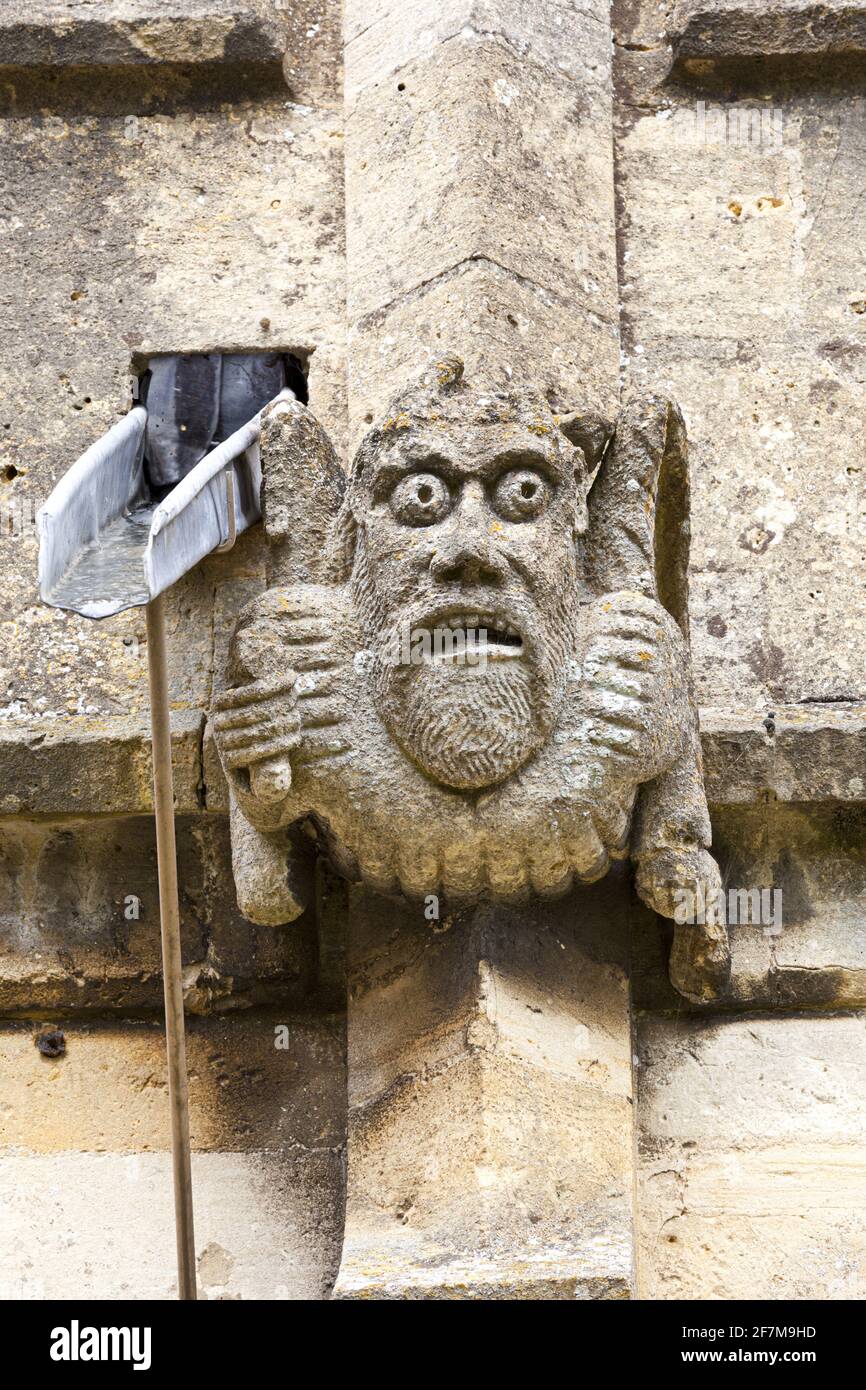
[
  {"xmin": 492, "ymin": 468, "xmax": 550, "ymax": 522},
  {"xmin": 389, "ymin": 472, "xmax": 451, "ymax": 526}
]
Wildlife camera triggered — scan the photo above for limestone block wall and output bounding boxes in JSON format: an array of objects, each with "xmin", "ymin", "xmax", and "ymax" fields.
[
  {"xmin": 0, "ymin": 0, "xmax": 863, "ymax": 1300},
  {"xmin": 0, "ymin": 1012, "xmax": 344, "ymax": 1300},
  {"xmin": 636, "ymin": 1013, "xmax": 866, "ymax": 1300},
  {"xmin": 614, "ymin": 0, "xmax": 866, "ymax": 710},
  {"xmin": 614, "ymin": 0, "xmax": 866, "ymax": 1299}
]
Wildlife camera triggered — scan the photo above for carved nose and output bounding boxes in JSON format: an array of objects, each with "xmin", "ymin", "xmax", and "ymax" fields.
[
  {"xmin": 429, "ymin": 481, "xmax": 508, "ymax": 585},
  {"xmin": 430, "ymin": 536, "xmax": 507, "ymax": 586}
]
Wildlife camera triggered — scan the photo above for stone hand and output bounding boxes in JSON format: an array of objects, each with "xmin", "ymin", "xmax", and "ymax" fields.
[
  {"xmin": 581, "ymin": 591, "xmax": 683, "ymax": 781},
  {"xmin": 215, "ymin": 589, "xmax": 350, "ymax": 810},
  {"xmin": 213, "ymin": 673, "xmax": 301, "ymax": 803}
]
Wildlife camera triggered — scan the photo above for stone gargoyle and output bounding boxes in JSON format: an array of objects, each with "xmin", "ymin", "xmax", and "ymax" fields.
[{"xmin": 212, "ymin": 355, "xmax": 730, "ymax": 1001}]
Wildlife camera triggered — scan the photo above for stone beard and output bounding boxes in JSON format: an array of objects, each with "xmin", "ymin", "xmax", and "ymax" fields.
[{"xmin": 213, "ymin": 357, "xmax": 732, "ymax": 1001}]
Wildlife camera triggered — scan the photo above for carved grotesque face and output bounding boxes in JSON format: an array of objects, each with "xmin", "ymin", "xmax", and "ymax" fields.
[{"xmin": 347, "ymin": 369, "xmax": 589, "ymax": 789}]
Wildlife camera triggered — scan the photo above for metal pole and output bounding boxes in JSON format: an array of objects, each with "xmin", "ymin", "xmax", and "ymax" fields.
[{"xmin": 146, "ymin": 591, "xmax": 197, "ymax": 1301}]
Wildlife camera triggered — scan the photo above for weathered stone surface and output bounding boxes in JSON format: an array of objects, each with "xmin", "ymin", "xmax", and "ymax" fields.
[
  {"xmin": 344, "ymin": 0, "xmax": 618, "ymax": 448},
  {"xmin": 7, "ymin": 707, "xmax": 860, "ymax": 1015},
  {"xmin": 347, "ymin": 260, "xmax": 620, "ymax": 455},
  {"xmin": 346, "ymin": 40, "xmax": 613, "ymax": 323},
  {"xmin": 0, "ymin": 1151, "xmax": 340, "ymax": 1299},
  {"xmin": 0, "ymin": 1012, "xmax": 342, "ymax": 1151},
  {"xmin": 0, "ymin": 712, "xmax": 202, "ymax": 816},
  {"xmin": 43, "ymin": 691, "xmax": 866, "ymax": 821},
  {"xmin": 0, "ymin": 2, "xmax": 288, "ymax": 67},
  {"xmin": 332, "ymin": 884, "xmax": 634, "ymax": 1299},
  {"xmin": 0, "ymin": 566, "xmax": 216, "ymax": 722},
  {"xmin": 259, "ymin": 396, "xmax": 346, "ymax": 586},
  {"xmin": 672, "ymin": 0, "xmax": 866, "ymax": 59},
  {"xmin": 636, "ymin": 1013, "xmax": 866, "ymax": 1298},
  {"xmin": 615, "ymin": 0, "xmax": 866, "ymax": 72},
  {"xmin": 346, "ymin": 0, "xmax": 613, "ymax": 101},
  {"xmin": 615, "ymin": 56, "xmax": 866, "ymax": 707},
  {"xmin": 281, "ymin": 0, "xmax": 344, "ymax": 107},
  {"xmin": 205, "ymin": 701, "xmax": 866, "ymax": 813},
  {"xmin": 702, "ymin": 704, "xmax": 866, "ymax": 803},
  {"xmin": 0, "ymin": 814, "xmax": 318, "ymax": 1013},
  {"xmin": 0, "ymin": 1012, "xmax": 344, "ymax": 1298}
]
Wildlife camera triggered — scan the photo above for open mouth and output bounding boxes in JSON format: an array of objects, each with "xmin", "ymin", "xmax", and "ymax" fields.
[{"xmin": 420, "ymin": 612, "xmax": 525, "ymax": 662}]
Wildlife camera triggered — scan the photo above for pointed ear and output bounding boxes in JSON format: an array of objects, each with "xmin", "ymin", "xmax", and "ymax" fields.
[
  {"xmin": 557, "ymin": 410, "xmax": 614, "ymax": 490},
  {"xmin": 583, "ymin": 393, "xmax": 691, "ymax": 638}
]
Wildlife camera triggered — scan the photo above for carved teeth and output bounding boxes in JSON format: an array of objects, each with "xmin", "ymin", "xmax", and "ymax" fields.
[
  {"xmin": 423, "ymin": 612, "xmax": 525, "ymax": 658},
  {"xmin": 419, "ymin": 611, "xmax": 522, "ymax": 658},
  {"xmin": 436, "ymin": 612, "xmax": 520, "ymax": 634}
]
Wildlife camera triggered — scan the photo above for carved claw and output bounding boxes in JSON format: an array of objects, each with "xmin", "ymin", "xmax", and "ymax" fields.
[
  {"xmin": 635, "ymin": 844, "xmax": 731, "ymax": 1003},
  {"xmin": 669, "ymin": 914, "xmax": 731, "ymax": 1004}
]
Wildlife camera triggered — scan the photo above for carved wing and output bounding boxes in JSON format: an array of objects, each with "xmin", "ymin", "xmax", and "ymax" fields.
[
  {"xmin": 570, "ymin": 394, "xmax": 730, "ymax": 1001},
  {"xmin": 258, "ymin": 398, "xmax": 347, "ymax": 584},
  {"xmin": 579, "ymin": 393, "xmax": 691, "ymax": 638}
]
